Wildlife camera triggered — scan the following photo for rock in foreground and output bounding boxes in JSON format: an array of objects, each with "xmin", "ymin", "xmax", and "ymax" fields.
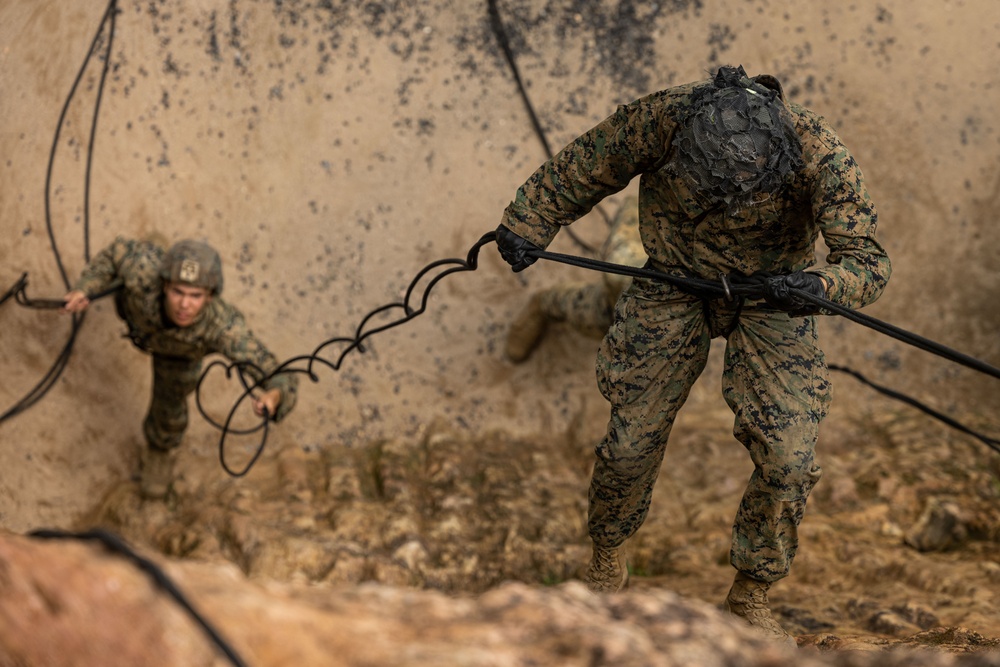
[{"xmin": 1, "ymin": 531, "xmax": 999, "ymax": 667}]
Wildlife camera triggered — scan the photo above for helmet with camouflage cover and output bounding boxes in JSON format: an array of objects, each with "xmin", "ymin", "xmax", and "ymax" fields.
[
  {"xmin": 669, "ymin": 65, "xmax": 804, "ymax": 210},
  {"xmin": 159, "ymin": 239, "xmax": 224, "ymax": 295}
]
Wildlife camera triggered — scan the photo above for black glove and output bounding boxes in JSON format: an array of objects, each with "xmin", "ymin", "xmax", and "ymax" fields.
[
  {"xmin": 495, "ymin": 224, "xmax": 541, "ymax": 273},
  {"xmin": 761, "ymin": 271, "xmax": 827, "ymax": 315}
]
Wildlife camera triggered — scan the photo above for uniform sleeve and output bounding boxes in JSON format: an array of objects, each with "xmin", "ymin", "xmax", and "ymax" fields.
[
  {"xmin": 73, "ymin": 236, "xmax": 134, "ymax": 296},
  {"xmin": 807, "ymin": 139, "xmax": 892, "ymax": 309},
  {"xmin": 212, "ymin": 306, "xmax": 299, "ymax": 422},
  {"xmin": 500, "ymin": 92, "xmax": 676, "ymax": 248}
]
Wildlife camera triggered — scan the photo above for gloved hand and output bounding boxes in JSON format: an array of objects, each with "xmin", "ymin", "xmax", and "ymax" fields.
[
  {"xmin": 761, "ymin": 271, "xmax": 827, "ymax": 315},
  {"xmin": 495, "ymin": 224, "xmax": 541, "ymax": 273}
]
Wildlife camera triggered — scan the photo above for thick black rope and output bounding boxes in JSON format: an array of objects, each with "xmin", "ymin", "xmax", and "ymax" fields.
[
  {"xmin": 486, "ymin": 0, "xmax": 554, "ymax": 162},
  {"xmin": 827, "ymin": 364, "xmax": 1000, "ymax": 453},
  {"xmin": 531, "ymin": 248, "xmax": 1000, "ymax": 382},
  {"xmin": 7, "ymin": 275, "xmax": 123, "ymax": 310},
  {"xmin": 0, "ymin": 0, "xmax": 118, "ymax": 423},
  {"xmin": 28, "ymin": 528, "xmax": 248, "ymax": 667},
  {"xmin": 0, "ymin": 317, "xmax": 81, "ymax": 422},
  {"xmin": 197, "ymin": 234, "xmax": 999, "ymax": 474},
  {"xmin": 486, "ymin": 0, "xmax": 608, "ymax": 251},
  {"xmin": 45, "ymin": 0, "xmax": 117, "ymax": 285},
  {"xmin": 195, "ymin": 359, "xmax": 273, "ymax": 477},
  {"xmin": 0, "ymin": 277, "xmax": 122, "ymax": 422},
  {"xmin": 795, "ymin": 289, "xmax": 1000, "ymax": 382},
  {"xmin": 529, "ymin": 248, "xmax": 1000, "ymax": 455},
  {"xmin": 194, "ymin": 233, "xmax": 498, "ymax": 477}
]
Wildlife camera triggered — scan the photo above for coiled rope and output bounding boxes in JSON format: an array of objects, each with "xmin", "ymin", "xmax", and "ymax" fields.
[
  {"xmin": 198, "ymin": 233, "xmax": 999, "ymax": 471},
  {"xmin": 194, "ymin": 233, "xmax": 498, "ymax": 476}
]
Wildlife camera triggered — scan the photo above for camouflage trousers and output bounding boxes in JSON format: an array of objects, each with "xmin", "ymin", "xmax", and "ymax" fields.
[
  {"xmin": 143, "ymin": 354, "xmax": 202, "ymax": 452},
  {"xmin": 590, "ymin": 276, "xmax": 831, "ymax": 583}
]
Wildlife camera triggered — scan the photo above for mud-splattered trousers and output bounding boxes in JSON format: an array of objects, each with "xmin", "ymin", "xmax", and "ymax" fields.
[
  {"xmin": 594, "ymin": 276, "xmax": 829, "ymax": 581},
  {"xmin": 499, "ymin": 73, "xmax": 891, "ymax": 582},
  {"xmin": 74, "ymin": 237, "xmax": 298, "ymax": 452}
]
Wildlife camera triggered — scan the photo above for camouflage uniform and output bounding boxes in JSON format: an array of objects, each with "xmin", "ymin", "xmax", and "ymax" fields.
[
  {"xmin": 500, "ymin": 73, "xmax": 891, "ymax": 583},
  {"xmin": 74, "ymin": 236, "xmax": 298, "ymax": 452}
]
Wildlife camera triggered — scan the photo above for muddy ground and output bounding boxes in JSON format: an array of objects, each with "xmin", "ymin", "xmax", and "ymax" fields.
[{"xmin": 76, "ymin": 352, "xmax": 1000, "ymax": 651}]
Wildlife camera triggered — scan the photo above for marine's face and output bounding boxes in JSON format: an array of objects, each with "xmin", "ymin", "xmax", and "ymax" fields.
[{"xmin": 163, "ymin": 281, "xmax": 211, "ymax": 327}]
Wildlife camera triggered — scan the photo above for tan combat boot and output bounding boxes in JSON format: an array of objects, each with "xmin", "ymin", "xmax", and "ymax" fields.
[
  {"xmin": 585, "ymin": 543, "xmax": 629, "ymax": 593},
  {"xmin": 140, "ymin": 447, "xmax": 175, "ymax": 500},
  {"xmin": 504, "ymin": 293, "xmax": 548, "ymax": 363},
  {"xmin": 725, "ymin": 571, "xmax": 797, "ymax": 648}
]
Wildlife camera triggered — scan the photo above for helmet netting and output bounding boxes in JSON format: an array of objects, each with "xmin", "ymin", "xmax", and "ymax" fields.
[{"xmin": 671, "ymin": 65, "xmax": 803, "ymax": 209}]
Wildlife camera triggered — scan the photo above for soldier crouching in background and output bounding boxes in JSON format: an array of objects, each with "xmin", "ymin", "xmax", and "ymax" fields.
[
  {"xmin": 62, "ymin": 237, "xmax": 298, "ymax": 500},
  {"xmin": 504, "ymin": 194, "xmax": 644, "ymax": 362}
]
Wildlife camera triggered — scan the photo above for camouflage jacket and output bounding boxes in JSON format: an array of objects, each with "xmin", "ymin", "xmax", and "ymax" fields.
[
  {"xmin": 501, "ymin": 75, "xmax": 891, "ymax": 309},
  {"xmin": 74, "ymin": 236, "xmax": 298, "ymax": 421}
]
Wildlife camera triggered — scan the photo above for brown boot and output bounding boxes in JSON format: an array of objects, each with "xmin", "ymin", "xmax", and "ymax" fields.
[
  {"xmin": 725, "ymin": 572, "xmax": 797, "ymax": 648},
  {"xmin": 504, "ymin": 293, "xmax": 549, "ymax": 363},
  {"xmin": 585, "ymin": 544, "xmax": 629, "ymax": 593},
  {"xmin": 140, "ymin": 447, "xmax": 175, "ymax": 500}
]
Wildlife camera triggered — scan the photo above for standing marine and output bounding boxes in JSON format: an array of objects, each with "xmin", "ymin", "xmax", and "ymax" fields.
[
  {"xmin": 63, "ymin": 237, "xmax": 298, "ymax": 500},
  {"xmin": 495, "ymin": 65, "xmax": 891, "ymax": 646}
]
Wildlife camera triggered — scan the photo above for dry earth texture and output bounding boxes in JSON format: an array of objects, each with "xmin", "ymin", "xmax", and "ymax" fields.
[{"xmin": 1, "ymin": 0, "xmax": 999, "ymax": 664}]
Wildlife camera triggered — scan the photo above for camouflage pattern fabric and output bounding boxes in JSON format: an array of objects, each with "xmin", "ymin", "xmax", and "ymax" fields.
[
  {"xmin": 669, "ymin": 65, "xmax": 804, "ymax": 211},
  {"xmin": 499, "ymin": 69, "xmax": 891, "ymax": 582},
  {"xmin": 592, "ymin": 276, "xmax": 829, "ymax": 582},
  {"xmin": 500, "ymin": 74, "xmax": 891, "ymax": 310},
  {"xmin": 75, "ymin": 236, "xmax": 298, "ymax": 450},
  {"xmin": 144, "ymin": 355, "xmax": 203, "ymax": 451}
]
